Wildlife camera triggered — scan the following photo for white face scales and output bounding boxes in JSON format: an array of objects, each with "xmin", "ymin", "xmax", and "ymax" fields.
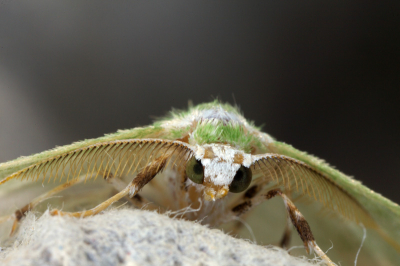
[
  {"xmin": 192, "ymin": 143, "xmax": 253, "ymax": 201},
  {"xmin": 161, "ymin": 105, "xmax": 261, "ymax": 201}
]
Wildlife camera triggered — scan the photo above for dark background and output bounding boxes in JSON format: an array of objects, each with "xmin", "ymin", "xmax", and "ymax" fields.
[{"xmin": 0, "ymin": 1, "xmax": 399, "ymax": 203}]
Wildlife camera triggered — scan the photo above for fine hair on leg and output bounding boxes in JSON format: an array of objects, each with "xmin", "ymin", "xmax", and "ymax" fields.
[
  {"xmin": 227, "ymin": 188, "xmax": 336, "ymax": 266},
  {"xmin": 50, "ymin": 157, "xmax": 167, "ymax": 218}
]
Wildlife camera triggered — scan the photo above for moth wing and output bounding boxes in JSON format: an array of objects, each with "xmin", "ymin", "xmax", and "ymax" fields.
[
  {"xmin": 1, "ymin": 139, "xmax": 192, "ymax": 183},
  {"xmin": 258, "ymin": 141, "xmax": 400, "ymax": 265},
  {"xmin": 0, "ymin": 126, "xmax": 192, "ymax": 217},
  {"xmin": 251, "ymin": 154, "xmax": 373, "ymax": 226},
  {"xmin": 0, "ymin": 126, "xmax": 165, "ymax": 180}
]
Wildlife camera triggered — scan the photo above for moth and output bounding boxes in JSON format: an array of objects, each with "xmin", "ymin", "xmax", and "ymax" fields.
[{"xmin": 0, "ymin": 101, "xmax": 399, "ymax": 265}]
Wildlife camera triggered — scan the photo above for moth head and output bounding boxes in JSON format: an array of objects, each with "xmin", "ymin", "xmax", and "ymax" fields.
[{"xmin": 186, "ymin": 144, "xmax": 253, "ymax": 201}]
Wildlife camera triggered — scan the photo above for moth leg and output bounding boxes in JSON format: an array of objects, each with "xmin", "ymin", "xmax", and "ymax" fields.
[
  {"xmin": 279, "ymin": 216, "xmax": 292, "ymax": 249},
  {"xmin": 224, "ymin": 185, "xmax": 262, "ymax": 236},
  {"xmin": 50, "ymin": 157, "xmax": 167, "ymax": 218},
  {"xmin": 7, "ymin": 175, "xmax": 87, "ymax": 234},
  {"xmin": 228, "ymin": 196, "xmax": 293, "ymax": 248},
  {"xmin": 226, "ymin": 184, "xmax": 293, "ymax": 248},
  {"xmin": 104, "ymin": 175, "xmax": 162, "ymax": 211},
  {"xmin": 229, "ymin": 189, "xmax": 335, "ymax": 266}
]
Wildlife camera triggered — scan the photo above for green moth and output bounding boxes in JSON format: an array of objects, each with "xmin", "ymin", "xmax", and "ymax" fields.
[{"xmin": 0, "ymin": 101, "xmax": 399, "ymax": 265}]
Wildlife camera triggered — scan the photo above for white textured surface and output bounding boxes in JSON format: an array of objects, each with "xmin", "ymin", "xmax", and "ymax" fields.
[{"xmin": 0, "ymin": 209, "xmax": 319, "ymax": 266}]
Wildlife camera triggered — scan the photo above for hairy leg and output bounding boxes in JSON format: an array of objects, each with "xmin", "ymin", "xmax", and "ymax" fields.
[
  {"xmin": 2, "ymin": 175, "xmax": 87, "ymax": 234},
  {"xmin": 227, "ymin": 188, "xmax": 335, "ymax": 266},
  {"xmin": 279, "ymin": 217, "xmax": 292, "ymax": 248},
  {"xmin": 105, "ymin": 175, "xmax": 162, "ymax": 211},
  {"xmin": 3, "ymin": 166, "xmax": 159, "ymax": 235},
  {"xmin": 227, "ymin": 184, "xmax": 294, "ymax": 248},
  {"xmin": 50, "ymin": 157, "xmax": 167, "ymax": 218},
  {"xmin": 223, "ymin": 185, "xmax": 263, "ymax": 237}
]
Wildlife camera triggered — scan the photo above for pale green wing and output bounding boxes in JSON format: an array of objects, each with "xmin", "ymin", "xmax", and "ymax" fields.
[
  {"xmin": 0, "ymin": 139, "xmax": 192, "ymax": 185},
  {"xmin": 0, "ymin": 125, "xmax": 192, "ymax": 218},
  {"xmin": 0, "ymin": 137, "xmax": 193, "ymax": 218},
  {"xmin": 250, "ymin": 154, "xmax": 374, "ymax": 227},
  {"xmin": 0, "ymin": 126, "xmax": 164, "ymax": 180},
  {"xmin": 269, "ymin": 141, "xmax": 400, "ymax": 264}
]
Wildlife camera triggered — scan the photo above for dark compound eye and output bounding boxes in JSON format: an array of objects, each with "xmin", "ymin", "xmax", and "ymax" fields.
[
  {"xmin": 229, "ymin": 166, "xmax": 252, "ymax": 193},
  {"xmin": 186, "ymin": 156, "xmax": 204, "ymax": 184}
]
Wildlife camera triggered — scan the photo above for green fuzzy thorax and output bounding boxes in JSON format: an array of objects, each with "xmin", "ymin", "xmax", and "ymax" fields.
[
  {"xmin": 156, "ymin": 100, "xmax": 265, "ymax": 153},
  {"xmin": 189, "ymin": 120, "xmax": 259, "ymax": 153}
]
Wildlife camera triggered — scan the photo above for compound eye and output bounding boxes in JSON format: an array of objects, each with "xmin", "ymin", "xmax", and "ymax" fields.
[
  {"xmin": 186, "ymin": 156, "xmax": 204, "ymax": 184},
  {"xmin": 229, "ymin": 166, "xmax": 252, "ymax": 193}
]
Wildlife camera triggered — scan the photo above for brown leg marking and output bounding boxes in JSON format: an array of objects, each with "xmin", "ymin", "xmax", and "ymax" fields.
[
  {"xmin": 279, "ymin": 217, "xmax": 292, "ymax": 249},
  {"xmin": 231, "ymin": 200, "xmax": 252, "ymax": 216},
  {"xmin": 230, "ymin": 188, "xmax": 293, "ymax": 247},
  {"xmin": 105, "ymin": 174, "xmax": 161, "ymax": 211},
  {"xmin": 225, "ymin": 185, "xmax": 260, "ymax": 234},
  {"xmin": 8, "ymin": 159, "xmax": 165, "ymax": 234},
  {"xmin": 265, "ymin": 190, "xmax": 315, "ymax": 252},
  {"xmin": 230, "ymin": 187, "xmax": 292, "ymax": 249},
  {"xmin": 244, "ymin": 185, "xmax": 260, "ymax": 199},
  {"xmin": 230, "ymin": 189, "xmax": 335, "ymax": 266},
  {"xmin": 50, "ymin": 157, "xmax": 167, "ymax": 218},
  {"xmin": 9, "ymin": 176, "xmax": 86, "ymax": 234},
  {"xmin": 267, "ymin": 190, "xmax": 335, "ymax": 266}
]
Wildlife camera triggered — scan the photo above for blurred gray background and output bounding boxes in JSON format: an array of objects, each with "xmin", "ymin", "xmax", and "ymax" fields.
[{"xmin": 0, "ymin": 1, "xmax": 399, "ymax": 203}]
